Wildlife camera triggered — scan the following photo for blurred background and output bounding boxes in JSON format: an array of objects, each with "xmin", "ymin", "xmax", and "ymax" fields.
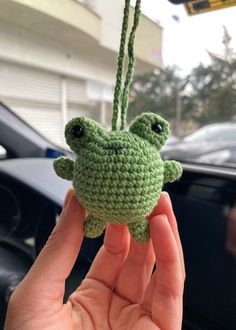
[{"xmin": 0, "ymin": 0, "xmax": 235, "ymax": 166}]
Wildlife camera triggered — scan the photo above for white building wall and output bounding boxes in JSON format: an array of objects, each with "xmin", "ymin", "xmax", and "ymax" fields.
[
  {"xmin": 95, "ymin": 0, "xmax": 124, "ymax": 52},
  {"xmin": 0, "ymin": 20, "xmax": 116, "ymax": 86},
  {"xmin": 0, "ymin": 19, "xmax": 115, "ymax": 145},
  {"xmin": 0, "ymin": 1, "xmax": 162, "ymax": 146}
]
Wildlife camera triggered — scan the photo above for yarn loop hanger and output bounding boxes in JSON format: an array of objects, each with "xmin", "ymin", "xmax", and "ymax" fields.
[{"xmin": 112, "ymin": 0, "xmax": 142, "ymax": 131}]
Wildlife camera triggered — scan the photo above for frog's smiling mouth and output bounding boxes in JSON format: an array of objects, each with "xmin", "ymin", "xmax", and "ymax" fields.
[{"xmin": 106, "ymin": 143, "xmax": 123, "ymax": 155}]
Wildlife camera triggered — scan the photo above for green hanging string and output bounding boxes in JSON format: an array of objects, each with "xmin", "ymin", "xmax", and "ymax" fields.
[
  {"xmin": 111, "ymin": 0, "xmax": 142, "ymax": 131},
  {"xmin": 120, "ymin": 0, "xmax": 141, "ymax": 130},
  {"xmin": 111, "ymin": 0, "xmax": 131, "ymax": 131}
]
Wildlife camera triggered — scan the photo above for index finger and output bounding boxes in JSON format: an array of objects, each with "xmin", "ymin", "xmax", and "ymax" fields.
[{"xmin": 16, "ymin": 189, "xmax": 86, "ymax": 306}]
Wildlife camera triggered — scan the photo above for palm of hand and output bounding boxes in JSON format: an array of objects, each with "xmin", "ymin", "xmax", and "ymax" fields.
[
  {"xmin": 5, "ymin": 190, "xmax": 184, "ymax": 330},
  {"xmin": 65, "ymin": 279, "xmax": 158, "ymax": 330},
  {"xmin": 18, "ymin": 277, "xmax": 161, "ymax": 330}
]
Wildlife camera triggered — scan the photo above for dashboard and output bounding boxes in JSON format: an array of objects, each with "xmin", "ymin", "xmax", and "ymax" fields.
[{"xmin": 0, "ymin": 158, "xmax": 235, "ymax": 329}]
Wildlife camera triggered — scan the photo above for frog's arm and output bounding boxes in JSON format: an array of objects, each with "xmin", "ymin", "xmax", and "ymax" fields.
[
  {"xmin": 53, "ymin": 157, "xmax": 74, "ymax": 181},
  {"xmin": 163, "ymin": 160, "xmax": 182, "ymax": 184}
]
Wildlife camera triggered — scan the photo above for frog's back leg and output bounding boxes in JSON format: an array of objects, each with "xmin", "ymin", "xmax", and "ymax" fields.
[
  {"xmin": 84, "ymin": 214, "xmax": 106, "ymax": 238},
  {"xmin": 128, "ymin": 219, "xmax": 150, "ymax": 243},
  {"xmin": 163, "ymin": 160, "xmax": 182, "ymax": 184}
]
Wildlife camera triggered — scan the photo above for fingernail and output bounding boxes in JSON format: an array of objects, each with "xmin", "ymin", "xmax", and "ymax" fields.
[
  {"xmin": 63, "ymin": 188, "xmax": 74, "ymax": 209},
  {"xmin": 162, "ymin": 191, "xmax": 170, "ymax": 201},
  {"xmin": 151, "ymin": 214, "xmax": 167, "ymax": 222}
]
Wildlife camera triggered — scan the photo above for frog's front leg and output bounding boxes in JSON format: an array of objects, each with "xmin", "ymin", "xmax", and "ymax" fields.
[
  {"xmin": 53, "ymin": 157, "xmax": 74, "ymax": 180},
  {"xmin": 128, "ymin": 219, "xmax": 150, "ymax": 243},
  {"xmin": 84, "ymin": 214, "xmax": 106, "ymax": 238},
  {"xmin": 163, "ymin": 160, "xmax": 182, "ymax": 184}
]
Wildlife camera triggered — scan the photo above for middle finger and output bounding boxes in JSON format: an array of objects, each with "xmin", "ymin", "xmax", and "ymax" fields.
[{"xmin": 114, "ymin": 237, "xmax": 155, "ymax": 304}]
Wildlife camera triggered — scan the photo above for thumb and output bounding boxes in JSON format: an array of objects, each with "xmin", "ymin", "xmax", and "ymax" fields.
[{"xmin": 16, "ymin": 189, "xmax": 85, "ymax": 306}]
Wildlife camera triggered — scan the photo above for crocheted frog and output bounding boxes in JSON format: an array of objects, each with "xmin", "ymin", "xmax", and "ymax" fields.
[{"xmin": 54, "ymin": 112, "xmax": 182, "ymax": 243}]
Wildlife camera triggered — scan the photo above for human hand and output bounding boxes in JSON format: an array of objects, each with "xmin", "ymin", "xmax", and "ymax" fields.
[{"xmin": 4, "ymin": 189, "xmax": 185, "ymax": 330}]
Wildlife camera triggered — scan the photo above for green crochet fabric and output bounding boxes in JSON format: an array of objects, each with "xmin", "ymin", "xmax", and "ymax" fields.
[
  {"xmin": 53, "ymin": 113, "xmax": 182, "ymax": 243},
  {"xmin": 53, "ymin": 0, "xmax": 182, "ymax": 243}
]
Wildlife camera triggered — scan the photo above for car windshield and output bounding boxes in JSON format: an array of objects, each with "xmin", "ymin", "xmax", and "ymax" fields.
[{"xmin": 0, "ymin": 0, "xmax": 235, "ymax": 167}]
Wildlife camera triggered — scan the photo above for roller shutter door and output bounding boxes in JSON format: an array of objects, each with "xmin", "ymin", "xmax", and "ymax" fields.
[
  {"xmin": 0, "ymin": 60, "xmax": 63, "ymax": 145},
  {"xmin": 67, "ymin": 77, "xmax": 90, "ymax": 121},
  {"xmin": 0, "ymin": 60, "xmax": 100, "ymax": 145}
]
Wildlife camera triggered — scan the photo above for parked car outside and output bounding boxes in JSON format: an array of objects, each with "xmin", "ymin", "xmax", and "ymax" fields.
[
  {"xmin": 165, "ymin": 134, "xmax": 180, "ymax": 146},
  {"xmin": 162, "ymin": 122, "xmax": 236, "ymax": 167}
]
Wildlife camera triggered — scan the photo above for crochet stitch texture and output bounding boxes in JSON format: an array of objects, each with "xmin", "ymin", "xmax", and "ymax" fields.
[
  {"xmin": 54, "ymin": 0, "xmax": 182, "ymax": 243},
  {"xmin": 54, "ymin": 113, "xmax": 182, "ymax": 243}
]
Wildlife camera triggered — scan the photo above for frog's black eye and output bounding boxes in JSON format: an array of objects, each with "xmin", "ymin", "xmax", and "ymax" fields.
[
  {"xmin": 72, "ymin": 124, "xmax": 84, "ymax": 138},
  {"xmin": 151, "ymin": 123, "xmax": 163, "ymax": 134}
]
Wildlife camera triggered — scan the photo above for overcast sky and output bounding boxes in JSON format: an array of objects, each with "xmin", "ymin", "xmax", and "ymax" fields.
[{"xmin": 131, "ymin": 0, "xmax": 236, "ymax": 74}]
